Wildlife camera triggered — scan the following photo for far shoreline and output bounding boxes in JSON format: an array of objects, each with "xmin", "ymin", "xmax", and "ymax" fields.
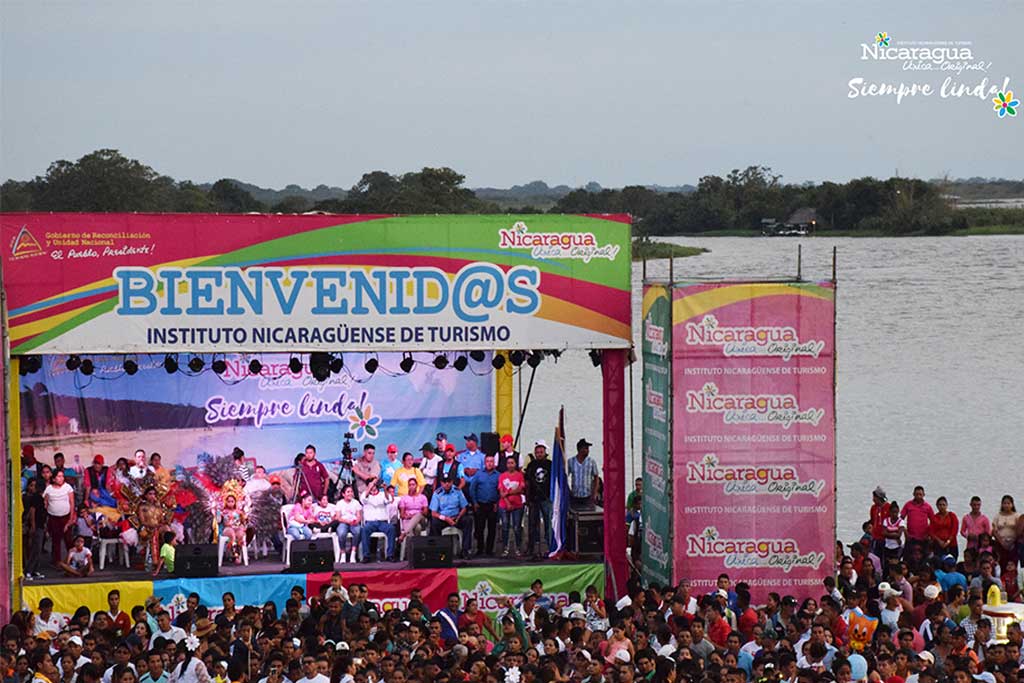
[{"xmin": 663, "ymin": 225, "xmax": 1024, "ymax": 238}]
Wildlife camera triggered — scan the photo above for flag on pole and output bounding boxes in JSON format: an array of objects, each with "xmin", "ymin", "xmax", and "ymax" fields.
[{"xmin": 548, "ymin": 406, "xmax": 571, "ymax": 558}]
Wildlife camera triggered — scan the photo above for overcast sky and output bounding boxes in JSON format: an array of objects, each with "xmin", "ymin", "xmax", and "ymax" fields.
[{"xmin": 2, "ymin": 1, "xmax": 1021, "ymax": 189}]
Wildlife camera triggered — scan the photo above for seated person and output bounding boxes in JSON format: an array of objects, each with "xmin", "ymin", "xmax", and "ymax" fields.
[{"xmin": 429, "ymin": 473, "xmax": 473, "ymax": 557}]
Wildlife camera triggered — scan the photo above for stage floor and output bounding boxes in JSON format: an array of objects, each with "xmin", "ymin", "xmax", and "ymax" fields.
[{"xmin": 23, "ymin": 553, "xmax": 599, "ymax": 586}]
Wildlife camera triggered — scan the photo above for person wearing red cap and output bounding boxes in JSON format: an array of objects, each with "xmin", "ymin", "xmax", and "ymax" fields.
[
  {"xmin": 84, "ymin": 455, "xmax": 115, "ymax": 508},
  {"xmin": 497, "ymin": 434, "xmax": 520, "ymax": 473},
  {"xmin": 381, "ymin": 444, "xmax": 401, "ymax": 488}
]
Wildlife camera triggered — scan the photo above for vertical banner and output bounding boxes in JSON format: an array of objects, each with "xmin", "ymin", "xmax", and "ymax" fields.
[
  {"xmin": 672, "ymin": 282, "xmax": 836, "ymax": 600},
  {"xmin": 641, "ymin": 285, "xmax": 673, "ymax": 586}
]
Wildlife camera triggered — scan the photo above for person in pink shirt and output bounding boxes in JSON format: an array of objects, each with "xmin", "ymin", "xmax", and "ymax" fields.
[
  {"xmin": 960, "ymin": 495, "xmax": 992, "ymax": 552},
  {"xmin": 901, "ymin": 485, "xmax": 934, "ymax": 552},
  {"xmin": 398, "ymin": 479, "xmax": 429, "ymax": 544},
  {"xmin": 498, "ymin": 455, "xmax": 526, "ymax": 558}
]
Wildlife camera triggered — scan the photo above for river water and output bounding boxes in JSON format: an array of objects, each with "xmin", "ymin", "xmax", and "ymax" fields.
[{"xmin": 518, "ymin": 236, "xmax": 1024, "ymax": 542}]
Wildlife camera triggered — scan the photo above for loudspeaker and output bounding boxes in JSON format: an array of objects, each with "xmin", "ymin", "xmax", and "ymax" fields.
[
  {"xmin": 569, "ymin": 509, "xmax": 605, "ymax": 556},
  {"xmin": 480, "ymin": 432, "xmax": 500, "ymax": 457},
  {"xmin": 289, "ymin": 538, "xmax": 336, "ymax": 572},
  {"xmin": 410, "ymin": 535, "xmax": 454, "ymax": 569},
  {"xmin": 175, "ymin": 544, "xmax": 219, "ymax": 577}
]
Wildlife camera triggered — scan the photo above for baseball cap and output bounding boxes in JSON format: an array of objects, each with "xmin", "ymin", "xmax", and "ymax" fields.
[
  {"xmin": 68, "ymin": 635, "xmax": 83, "ymax": 646},
  {"xmin": 923, "ymin": 585, "xmax": 940, "ymax": 600},
  {"xmin": 917, "ymin": 652, "xmax": 935, "ymax": 665},
  {"xmin": 501, "ymin": 434, "xmax": 514, "ymax": 445},
  {"xmin": 534, "ymin": 439, "xmax": 549, "ymax": 449},
  {"xmin": 873, "ymin": 486, "xmax": 887, "ymax": 501},
  {"xmin": 942, "ymin": 554, "xmax": 956, "ymax": 565},
  {"xmin": 463, "ymin": 433, "xmax": 478, "ymax": 442},
  {"xmin": 387, "ymin": 444, "xmax": 398, "ymax": 453},
  {"xmin": 93, "ymin": 454, "xmax": 105, "ymax": 465},
  {"xmin": 614, "ymin": 651, "xmax": 631, "ymax": 664},
  {"xmin": 444, "ymin": 444, "xmax": 456, "ymax": 453},
  {"xmin": 569, "ymin": 610, "xmax": 586, "ymax": 620},
  {"xmin": 782, "ymin": 595, "xmax": 798, "ymax": 606},
  {"xmin": 421, "ymin": 442, "xmax": 436, "ymax": 453},
  {"xmin": 657, "ymin": 645, "xmax": 677, "ymax": 659},
  {"xmin": 973, "ymin": 674, "xmax": 996, "ymax": 683},
  {"xmin": 336, "ymin": 642, "xmax": 350, "ymax": 652},
  {"xmin": 716, "ymin": 589, "xmax": 729, "ymax": 599},
  {"xmin": 576, "ymin": 438, "xmax": 593, "ymax": 449},
  {"xmin": 145, "ymin": 595, "xmax": 162, "ymax": 608},
  {"xmin": 879, "ymin": 582, "xmax": 901, "ymax": 599},
  {"xmin": 578, "ymin": 650, "xmax": 592, "ymax": 662},
  {"xmin": 615, "ymin": 596, "xmax": 632, "ymax": 610},
  {"xmin": 269, "ymin": 475, "xmax": 281, "ymax": 484},
  {"xmin": 436, "ymin": 432, "xmax": 447, "ymax": 441}
]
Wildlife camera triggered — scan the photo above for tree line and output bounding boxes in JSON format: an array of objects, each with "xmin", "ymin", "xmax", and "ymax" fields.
[{"xmin": 2, "ymin": 149, "xmax": 1020, "ymax": 235}]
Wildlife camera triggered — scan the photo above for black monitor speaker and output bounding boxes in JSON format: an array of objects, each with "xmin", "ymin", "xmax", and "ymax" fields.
[
  {"xmin": 289, "ymin": 538, "xmax": 336, "ymax": 572},
  {"xmin": 410, "ymin": 535, "xmax": 454, "ymax": 568},
  {"xmin": 175, "ymin": 543, "xmax": 219, "ymax": 577}
]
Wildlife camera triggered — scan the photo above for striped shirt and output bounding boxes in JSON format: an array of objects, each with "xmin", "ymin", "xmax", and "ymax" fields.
[{"xmin": 568, "ymin": 456, "xmax": 598, "ymax": 497}]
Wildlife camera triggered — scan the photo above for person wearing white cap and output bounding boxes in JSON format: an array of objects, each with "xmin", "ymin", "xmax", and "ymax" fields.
[
  {"xmin": 524, "ymin": 440, "xmax": 552, "ymax": 559},
  {"xmin": 66, "ymin": 635, "xmax": 90, "ymax": 669}
]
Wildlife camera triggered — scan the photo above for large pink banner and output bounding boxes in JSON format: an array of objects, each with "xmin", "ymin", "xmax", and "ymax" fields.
[{"xmin": 672, "ymin": 282, "xmax": 836, "ymax": 600}]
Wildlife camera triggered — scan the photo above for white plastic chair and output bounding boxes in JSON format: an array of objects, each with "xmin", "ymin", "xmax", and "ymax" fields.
[
  {"xmin": 281, "ymin": 504, "xmax": 296, "ymax": 566},
  {"xmin": 97, "ymin": 538, "xmax": 129, "ymax": 570},
  {"xmin": 218, "ymin": 533, "xmax": 249, "ymax": 567}
]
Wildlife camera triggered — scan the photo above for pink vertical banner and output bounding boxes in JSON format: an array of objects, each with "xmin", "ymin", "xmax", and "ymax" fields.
[
  {"xmin": 671, "ymin": 282, "xmax": 836, "ymax": 601},
  {"xmin": 0, "ymin": 354, "xmax": 9, "ymax": 619}
]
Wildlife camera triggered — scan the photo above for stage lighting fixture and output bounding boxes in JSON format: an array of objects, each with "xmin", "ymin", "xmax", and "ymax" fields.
[
  {"xmin": 526, "ymin": 351, "xmax": 542, "ymax": 369},
  {"xmin": 18, "ymin": 363, "xmax": 27, "ymax": 376},
  {"xmin": 469, "ymin": 350, "xmax": 486, "ymax": 362},
  {"xmin": 509, "ymin": 350, "xmax": 525, "ymax": 367},
  {"xmin": 249, "ymin": 358, "xmax": 263, "ymax": 375},
  {"xmin": 547, "ymin": 349, "xmax": 562, "ymax": 359},
  {"xmin": 66, "ymin": 355, "xmax": 82, "ymax": 371},
  {"xmin": 309, "ymin": 352, "xmax": 331, "ymax": 382},
  {"xmin": 164, "ymin": 355, "xmax": 179, "ymax": 374},
  {"xmin": 123, "ymin": 359, "xmax": 139, "ymax": 375},
  {"xmin": 433, "ymin": 354, "xmax": 449, "ymax": 370},
  {"xmin": 329, "ymin": 354, "xmax": 344, "ymax": 374},
  {"xmin": 212, "ymin": 359, "xmax": 227, "ymax": 375},
  {"xmin": 589, "ymin": 350, "xmax": 602, "ymax": 367},
  {"xmin": 364, "ymin": 357, "xmax": 378, "ymax": 374},
  {"xmin": 453, "ymin": 355, "xmax": 468, "ymax": 372},
  {"xmin": 491, "ymin": 354, "xmax": 506, "ymax": 370},
  {"xmin": 288, "ymin": 357, "xmax": 303, "ymax": 374},
  {"xmin": 24, "ymin": 356, "xmax": 42, "ymax": 374},
  {"xmin": 400, "ymin": 354, "xmax": 415, "ymax": 374},
  {"xmin": 80, "ymin": 359, "xmax": 95, "ymax": 376},
  {"xmin": 188, "ymin": 356, "xmax": 205, "ymax": 373}
]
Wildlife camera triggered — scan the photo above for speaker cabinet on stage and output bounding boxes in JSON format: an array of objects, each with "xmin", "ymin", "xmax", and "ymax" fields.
[
  {"xmin": 289, "ymin": 538, "xmax": 336, "ymax": 572},
  {"xmin": 175, "ymin": 543, "xmax": 219, "ymax": 577},
  {"xmin": 481, "ymin": 432, "xmax": 500, "ymax": 457},
  {"xmin": 410, "ymin": 535, "xmax": 454, "ymax": 568},
  {"xmin": 568, "ymin": 507, "xmax": 605, "ymax": 557}
]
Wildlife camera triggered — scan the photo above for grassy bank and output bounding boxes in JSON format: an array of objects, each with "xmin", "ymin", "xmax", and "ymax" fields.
[{"xmin": 631, "ymin": 239, "xmax": 707, "ymax": 260}]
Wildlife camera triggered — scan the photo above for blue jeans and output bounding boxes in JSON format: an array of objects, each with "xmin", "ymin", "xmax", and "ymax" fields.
[
  {"xmin": 337, "ymin": 523, "xmax": 362, "ymax": 551},
  {"xmin": 362, "ymin": 521, "xmax": 396, "ymax": 560},
  {"xmin": 501, "ymin": 508, "xmax": 524, "ymax": 549},
  {"xmin": 528, "ymin": 499, "xmax": 553, "ymax": 551},
  {"xmin": 287, "ymin": 524, "xmax": 312, "ymax": 540}
]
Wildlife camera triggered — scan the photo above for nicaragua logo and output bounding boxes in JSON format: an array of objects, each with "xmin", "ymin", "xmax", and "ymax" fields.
[
  {"xmin": 645, "ymin": 379, "xmax": 667, "ymax": 423},
  {"xmin": 10, "ymin": 225, "xmax": 45, "ymax": 259},
  {"xmin": 498, "ymin": 221, "xmax": 621, "ymax": 263},
  {"xmin": 644, "ymin": 315, "xmax": 668, "ymax": 357},
  {"xmin": 685, "ymin": 382, "xmax": 824, "ymax": 429},
  {"xmin": 686, "ymin": 526, "xmax": 826, "ymax": 573},
  {"xmin": 684, "ymin": 314, "xmax": 825, "ymax": 360},
  {"xmin": 685, "ymin": 453, "xmax": 826, "ymax": 499}
]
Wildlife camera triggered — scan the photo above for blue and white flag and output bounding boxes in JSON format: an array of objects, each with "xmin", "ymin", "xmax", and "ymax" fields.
[{"xmin": 548, "ymin": 407, "xmax": 571, "ymax": 557}]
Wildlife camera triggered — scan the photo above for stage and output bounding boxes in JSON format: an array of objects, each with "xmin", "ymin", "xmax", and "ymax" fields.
[{"xmin": 18, "ymin": 554, "xmax": 606, "ymax": 622}]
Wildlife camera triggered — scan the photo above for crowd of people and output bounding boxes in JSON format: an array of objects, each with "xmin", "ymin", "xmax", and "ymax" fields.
[
  {"xmin": 6, "ymin": 478, "xmax": 1023, "ymax": 683},
  {"xmin": 19, "ymin": 432, "xmax": 605, "ymax": 576}
]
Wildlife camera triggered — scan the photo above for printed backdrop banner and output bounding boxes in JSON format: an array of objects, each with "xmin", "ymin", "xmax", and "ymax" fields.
[
  {"xmin": 22, "ymin": 579, "xmax": 154, "ymax": 616},
  {"xmin": 154, "ymin": 573, "xmax": 298, "ymax": 617},
  {"xmin": 640, "ymin": 285, "xmax": 673, "ymax": 587},
  {"xmin": 671, "ymin": 282, "xmax": 836, "ymax": 600},
  {"xmin": 307, "ymin": 568, "xmax": 458, "ymax": 613},
  {"xmin": 1, "ymin": 214, "xmax": 631, "ymax": 354},
  {"xmin": 458, "ymin": 563, "xmax": 605, "ymax": 617},
  {"xmin": 18, "ymin": 353, "xmax": 491, "ymax": 472}
]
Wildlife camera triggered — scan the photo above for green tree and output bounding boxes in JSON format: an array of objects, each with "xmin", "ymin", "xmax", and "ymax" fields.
[
  {"xmin": 30, "ymin": 149, "xmax": 177, "ymax": 211},
  {"xmin": 209, "ymin": 179, "xmax": 264, "ymax": 213}
]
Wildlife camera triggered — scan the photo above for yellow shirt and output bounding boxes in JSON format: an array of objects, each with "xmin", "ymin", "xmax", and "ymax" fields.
[{"xmin": 391, "ymin": 466, "xmax": 425, "ymax": 496}]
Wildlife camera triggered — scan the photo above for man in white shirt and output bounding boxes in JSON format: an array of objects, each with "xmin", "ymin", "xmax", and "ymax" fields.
[
  {"xmin": 297, "ymin": 655, "xmax": 329, "ymax": 683},
  {"xmin": 67, "ymin": 636, "xmax": 91, "ymax": 669},
  {"xmin": 129, "ymin": 449, "xmax": 151, "ymax": 480},
  {"xmin": 360, "ymin": 483, "xmax": 396, "ymax": 561},
  {"xmin": 149, "ymin": 611, "xmax": 186, "ymax": 648},
  {"xmin": 33, "ymin": 598, "xmax": 64, "ymax": 637},
  {"xmin": 418, "ymin": 443, "xmax": 441, "ymax": 489},
  {"xmin": 102, "ymin": 644, "xmax": 136, "ymax": 683},
  {"xmin": 244, "ymin": 466, "xmax": 272, "ymax": 496}
]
